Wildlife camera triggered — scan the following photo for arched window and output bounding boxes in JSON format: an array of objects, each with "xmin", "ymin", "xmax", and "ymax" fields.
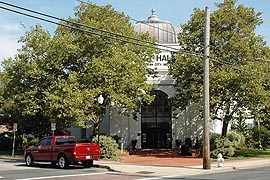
[{"xmin": 141, "ymin": 90, "xmax": 172, "ymax": 148}]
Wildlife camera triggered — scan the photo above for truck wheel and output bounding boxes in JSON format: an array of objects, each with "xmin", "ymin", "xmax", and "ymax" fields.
[
  {"xmin": 82, "ymin": 160, "xmax": 93, "ymax": 168},
  {"xmin": 25, "ymin": 154, "xmax": 34, "ymax": 167},
  {"xmin": 58, "ymin": 155, "xmax": 69, "ymax": 169}
]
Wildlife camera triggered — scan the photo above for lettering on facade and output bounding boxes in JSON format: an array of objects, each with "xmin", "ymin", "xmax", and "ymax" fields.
[{"xmin": 147, "ymin": 52, "xmax": 171, "ymax": 70}]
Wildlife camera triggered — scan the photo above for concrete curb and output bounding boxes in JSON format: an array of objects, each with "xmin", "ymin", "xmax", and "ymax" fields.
[
  {"xmin": 0, "ymin": 155, "xmax": 24, "ymax": 161},
  {"xmin": 1, "ymin": 155, "xmax": 269, "ymax": 177},
  {"xmin": 0, "ymin": 155, "xmax": 121, "ymax": 172}
]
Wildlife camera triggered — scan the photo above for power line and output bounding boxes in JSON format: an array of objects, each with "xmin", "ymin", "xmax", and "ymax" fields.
[
  {"xmin": 76, "ymin": 0, "xmax": 181, "ymax": 37},
  {"xmin": 210, "ymin": 57, "xmax": 270, "ymax": 81},
  {"xmin": 1, "ymin": 1, "xmax": 269, "ymax": 80},
  {"xmin": 0, "ymin": 1, "xmax": 181, "ymax": 52},
  {"xmin": 0, "ymin": 5, "xmax": 161, "ymax": 51},
  {"xmin": 0, "ymin": 0, "xmax": 207, "ymax": 57}
]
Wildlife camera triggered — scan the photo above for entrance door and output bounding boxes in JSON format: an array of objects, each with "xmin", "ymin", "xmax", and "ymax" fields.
[{"xmin": 141, "ymin": 90, "xmax": 172, "ymax": 149}]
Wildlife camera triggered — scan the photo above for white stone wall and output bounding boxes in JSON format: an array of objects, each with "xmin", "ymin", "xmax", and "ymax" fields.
[
  {"xmin": 172, "ymin": 102, "xmax": 203, "ymax": 148},
  {"xmin": 109, "ymin": 83, "xmax": 204, "ymax": 149},
  {"xmin": 110, "ymin": 107, "xmax": 141, "ymax": 149}
]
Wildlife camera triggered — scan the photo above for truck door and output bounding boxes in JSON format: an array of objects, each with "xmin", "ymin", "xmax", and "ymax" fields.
[
  {"xmin": 32, "ymin": 138, "xmax": 46, "ymax": 161},
  {"xmin": 41, "ymin": 137, "xmax": 53, "ymax": 160},
  {"xmin": 33, "ymin": 137, "xmax": 53, "ymax": 161}
]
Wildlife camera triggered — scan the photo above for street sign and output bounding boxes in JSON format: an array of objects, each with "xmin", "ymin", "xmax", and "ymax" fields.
[
  {"xmin": 13, "ymin": 123, "xmax": 17, "ymax": 131},
  {"xmin": 51, "ymin": 122, "xmax": 56, "ymax": 131}
]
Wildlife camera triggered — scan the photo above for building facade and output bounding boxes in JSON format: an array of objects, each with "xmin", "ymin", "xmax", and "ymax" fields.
[
  {"xmin": 72, "ymin": 10, "xmax": 203, "ymax": 149},
  {"xmin": 109, "ymin": 10, "xmax": 203, "ymax": 149}
]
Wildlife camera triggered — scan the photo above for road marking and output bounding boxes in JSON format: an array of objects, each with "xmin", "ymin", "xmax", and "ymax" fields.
[
  {"xmin": 138, "ymin": 176, "xmax": 175, "ymax": 180},
  {"xmin": 0, "ymin": 176, "xmax": 4, "ymax": 179},
  {"xmin": 16, "ymin": 172, "xmax": 113, "ymax": 180}
]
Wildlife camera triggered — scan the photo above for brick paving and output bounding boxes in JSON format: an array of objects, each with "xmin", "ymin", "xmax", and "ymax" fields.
[{"xmin": 119, "ymin": 149, "xmax": 203, "ymax": 167}]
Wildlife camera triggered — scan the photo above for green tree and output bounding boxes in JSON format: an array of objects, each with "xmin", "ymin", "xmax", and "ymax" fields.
[
  {"xmin": 0, "ymin": 2, "xmax": 157, "ymax": 136},
  {"xmin": 169, "ymin": 0, "xmax": 270, "ymax": 136}
]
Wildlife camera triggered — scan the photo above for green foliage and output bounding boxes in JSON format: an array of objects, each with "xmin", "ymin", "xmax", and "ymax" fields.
[
  {"xmin": 168, "ymin": 0, "xmax": 270, "ymax": 137},
  {"xmin": 230, "ymin": 110, "xmax": 253, "ymax": 137},
  {"xmin": 227, "ymin": 131, "xmax": 246, "ymax": 149},
  {"xmin": 210, "ymin": 133, "xmax": 221, "ymax": 150},
  {"xmin": 23, "ymin": 138, "xmax": 39, "ymax": 150},
  {"xmin": 251, "ymin": 125, "xmax": 270, "ymax": 149},
  {"xmin": 93, "ymin": 135, "xmax": 118, "ymax": 159},
  {"xmin": 0, "ymin": 2, "xmax": 157, "ymax": 134},
  {"xmin": 0, "ymin": 134, "xmax": 12, "ymax": 150},
  {"xmin": 210, "ymin": 132, "xmax": 246, "ymax": 158},
  {"xmin": 234, "ymin": 149, "xmax": 270, "ymax": 158},
  {"xmin": 211, "ymin": 136, "xmax": 235, "ymax": 158}
]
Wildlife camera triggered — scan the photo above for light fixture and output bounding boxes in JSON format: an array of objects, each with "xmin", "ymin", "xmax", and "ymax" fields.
[{"xmin": 98, "ymin": 95, "xmax": 104, "ymax": 105}]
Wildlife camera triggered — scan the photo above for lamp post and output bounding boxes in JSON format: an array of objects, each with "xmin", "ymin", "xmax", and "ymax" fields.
[
  {"xmin": 12, "ymin": 123, "xmax": 17, "ymax": 157},
  {"xmin": 97, "ymin": 94, "xmax": 104, "ymax": 143}
]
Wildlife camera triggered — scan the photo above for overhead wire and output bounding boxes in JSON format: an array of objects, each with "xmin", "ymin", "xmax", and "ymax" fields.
[
  {"xmin": 0, "ymin": 1, "xmax": 269, "ymax": 80},
  {"xmin": 0, "ymin": 0, "xmax": 182, "ymax": 52},
  {"xmin": 0, "ymin": 3, "xmax": 158, "ymax": 51},
  {"xmin": 0, "ymin": 0, "xmax": 207, "ymax": 57},
  {"xmin": 75, "ymin": 0, "xmax": 205, "ymax": 57},
  {"xmin": 76, "ymin": 0, "xmax": 179, "ymax": 37},
  {"xmin": 210, "ymin": 56, "xmax": 270, "ymax": 81}
]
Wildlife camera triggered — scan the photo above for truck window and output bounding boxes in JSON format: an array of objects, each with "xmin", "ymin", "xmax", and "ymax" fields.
[
  {"xmin": 37, "ymin": 139, "xmax": 47, "ymax": 146},
  {"xmin": 56, "ymin": 138, "xmax": 76, "ymax": 145},
  {"xmin": 45, "ymin": 137, "xmax": 53, "ymax": 146}
]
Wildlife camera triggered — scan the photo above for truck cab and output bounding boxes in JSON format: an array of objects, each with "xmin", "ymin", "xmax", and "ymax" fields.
[{"xmin": 24, "ymin": 136, "xmax": 100, "ymax": 169}]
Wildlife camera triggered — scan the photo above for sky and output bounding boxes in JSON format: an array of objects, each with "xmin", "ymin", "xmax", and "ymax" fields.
[{"xmin": 0, "ymin": 0, "xmax": 269, "ymax": 62}]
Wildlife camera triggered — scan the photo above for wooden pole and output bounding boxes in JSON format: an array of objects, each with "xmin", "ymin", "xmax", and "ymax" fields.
[{"xmin": 203, "ymin": 6, "xmax": 211, "ymax": 170}]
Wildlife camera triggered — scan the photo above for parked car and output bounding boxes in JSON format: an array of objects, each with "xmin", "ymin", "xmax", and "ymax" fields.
[{"xmin": 24, "ymin": 135, "xmax": 100, "ymax": 169}]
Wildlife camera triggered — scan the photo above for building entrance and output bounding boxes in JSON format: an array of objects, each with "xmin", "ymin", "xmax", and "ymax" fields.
[{"xmin": 141, "ymin": 90, "xmax": 172, "ymax": 149}]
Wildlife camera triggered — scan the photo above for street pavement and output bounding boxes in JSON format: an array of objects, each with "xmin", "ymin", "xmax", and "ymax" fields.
[
  {"xmin": 96, "ymin": 158, "xmax": 270, "ymax": 177},
  {"xmin": 0, "ymin": 154, "xmax": 269, "ymax": 178}
]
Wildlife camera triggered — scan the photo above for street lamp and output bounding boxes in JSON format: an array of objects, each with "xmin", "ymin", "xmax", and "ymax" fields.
[
  {"xmin": 97, "ymin": 95, "xmax": 104, "ymax": 143},
  {"xmin": 98, "ymin": 95, "xmax": 104, "ymax": 105}
]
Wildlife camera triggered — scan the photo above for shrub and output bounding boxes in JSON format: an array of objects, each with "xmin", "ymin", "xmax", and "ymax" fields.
[
  {"xmin": 251, "ymin": 126, "xmax": 270, "ymax": 149},
  {"xmin": 93, "ymin": 135, "xmax": 118, "ymax": 159},
  {"xmin": 227, "ymin": 131, "xmax": 246, "ymax": 149},
  {"xmin": 210, "ymin": 137, "xmax": 235, "ymax": 158},
  {"xmin": 262, "ymin": 130, "xmax": 270, "ymax": 148},
  {"xmin": 210, "ymin": 133, "xmax": 221, "ymax": 151},
  {"xmin": 0, "ymin": 133, "xmax": 12, "ymax": 150},
  {"xmin": 23, "ymin": 138, "xmax": 39, "ymax": 150}
]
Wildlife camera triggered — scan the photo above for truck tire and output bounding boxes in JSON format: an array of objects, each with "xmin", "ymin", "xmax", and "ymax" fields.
[
  {"xmin": 82, "ymin": 160, "xmax": 93, "ymax": 168},
  {"xmin": 25, "ymin": 154, "xmax": 34, "ymax": 167},
  {"xmin": 58, "ymin": 155, "xmax": 69, "ymax": 169}
]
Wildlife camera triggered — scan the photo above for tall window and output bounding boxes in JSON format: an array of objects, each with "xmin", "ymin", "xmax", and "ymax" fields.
[{"xmin": 141, "ymin": 90, "xmax": 171, "ymax": 148}]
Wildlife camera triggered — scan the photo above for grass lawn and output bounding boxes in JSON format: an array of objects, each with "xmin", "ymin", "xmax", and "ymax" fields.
[{"xmin": 232, "ymin": 149, "xmax": 270, "ymax": 159}]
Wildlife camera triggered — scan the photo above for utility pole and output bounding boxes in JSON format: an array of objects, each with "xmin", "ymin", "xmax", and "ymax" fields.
[{"xmin": 203, "ymin": 6, "xmax": 211, "ymax": 170}]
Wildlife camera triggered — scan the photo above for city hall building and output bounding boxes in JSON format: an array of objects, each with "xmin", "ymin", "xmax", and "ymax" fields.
[{"xmin": 72, "ymin": 10, "xmax": 203, "ymax": 149}]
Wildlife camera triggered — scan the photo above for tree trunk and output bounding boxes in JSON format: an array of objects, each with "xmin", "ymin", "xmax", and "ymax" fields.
[{"xmin": 221, "ymin": 120, "xmax": 229, "ymax": 137}]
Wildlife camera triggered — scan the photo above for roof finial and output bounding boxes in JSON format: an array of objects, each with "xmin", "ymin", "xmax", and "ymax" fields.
[{"xmin": 151, "ymin": 8, "xmax": 156, "ymax": 15}]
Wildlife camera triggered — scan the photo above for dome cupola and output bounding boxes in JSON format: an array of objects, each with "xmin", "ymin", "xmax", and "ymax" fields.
[{"xmin": 134, "ymin": 9, "xmax": 182, "ymax": 44}]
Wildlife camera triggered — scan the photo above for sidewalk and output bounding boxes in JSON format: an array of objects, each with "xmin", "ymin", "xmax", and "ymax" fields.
[
  {"xmin": 1, "ymin": 149, "xmax": 269, "ymax": 178},
  {"xmin": 97, "ymin": 158, "xmax": 270, "ymax": 177},
  {"xmin": 96, "ymin": 149, "xmax": 270, "ymax": 177}
]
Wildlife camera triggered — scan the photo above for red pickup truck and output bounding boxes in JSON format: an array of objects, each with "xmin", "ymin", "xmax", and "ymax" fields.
[{"xmin": 24, "ymin": 135, "xmax": 100, "ymax": 169}]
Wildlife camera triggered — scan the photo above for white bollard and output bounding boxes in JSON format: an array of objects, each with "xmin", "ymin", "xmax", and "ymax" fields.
[{"xmin": 217, "ymin": 153, "xmax": 224, "ymax": 167}]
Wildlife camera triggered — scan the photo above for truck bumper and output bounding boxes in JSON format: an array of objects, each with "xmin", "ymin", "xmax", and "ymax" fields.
[{"xmin": 72, "ymin": 154, "xmax": 101, "ymax": 161}]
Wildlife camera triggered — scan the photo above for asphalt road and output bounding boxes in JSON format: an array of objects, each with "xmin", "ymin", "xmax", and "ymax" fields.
[
  {"xmin": 181, "ymin": 166, "xmax": 270, "ymax": 180},
  {"xmin": 0, "ymin": 159, "xmax": 151, "ymax": 180},
  {"xmin": 1, "ymin": 159, "xmax": 270, "ymax": 180}
]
